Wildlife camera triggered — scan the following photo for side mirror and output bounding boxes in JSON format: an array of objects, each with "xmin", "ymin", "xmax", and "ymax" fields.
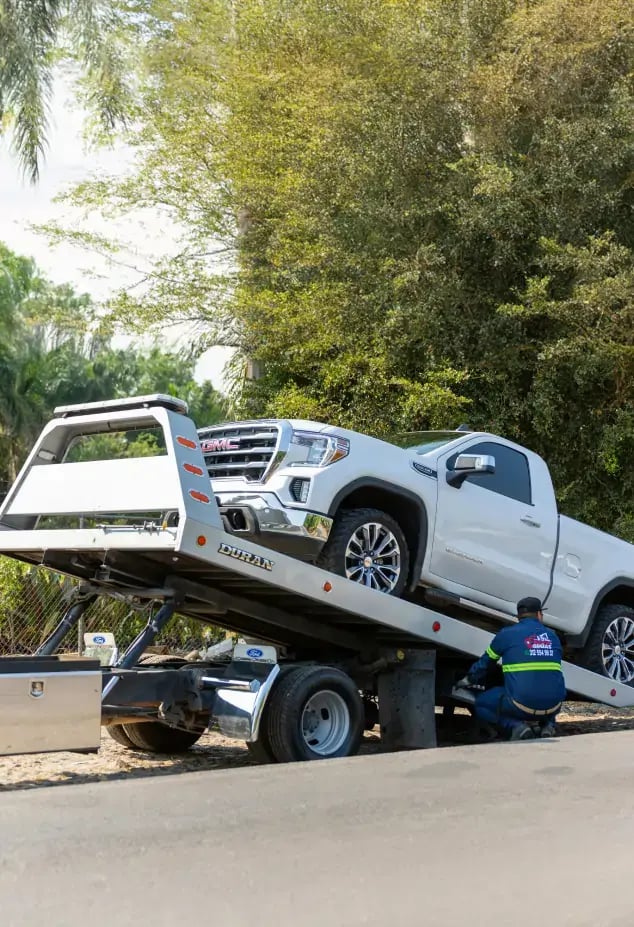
[{"xmin": 446, "ymin": 454, "xmax": 495, "ymax": 488}]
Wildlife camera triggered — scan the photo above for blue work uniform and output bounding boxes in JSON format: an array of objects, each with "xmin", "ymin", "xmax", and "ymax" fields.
[{"xmin": 467, "ymin": 618, "xmax": 567, "ymax": 736}]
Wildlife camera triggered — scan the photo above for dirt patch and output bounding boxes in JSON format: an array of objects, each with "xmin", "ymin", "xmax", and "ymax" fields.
[{"xmin": 1, "ymin": 701, "xmax": 633, "ymax": 792}]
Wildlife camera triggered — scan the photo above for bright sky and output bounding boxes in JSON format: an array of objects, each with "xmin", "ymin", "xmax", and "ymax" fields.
[{"xmin": 0, "ymin": 76, "xmax": 235, "ymax": 394}]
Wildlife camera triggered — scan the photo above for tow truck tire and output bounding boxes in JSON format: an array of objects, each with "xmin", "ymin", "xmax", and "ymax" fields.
[
  {"xmin": 246, "ymin": 734, "xmax": 276, "ymax": 764},
  {"xmin": 580, "ymin": 603, "xmax": 634, "ymax": 685},
  {"xmin": 106, "ymin": 724, "xmax": 138, "ymax": 749},
  {"xmin": 266, "ymin": 665, "xmax": 364, "ymax": 763},
  {"xmin": 121, "ymin": 721, "xmax": 204, "ymax": 753},
  {"xmin": 317, "ymin": 507, "xmax": 409, "ymax": 597}
]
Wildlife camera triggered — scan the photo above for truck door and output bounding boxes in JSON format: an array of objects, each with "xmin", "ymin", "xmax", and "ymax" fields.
[{"xmin": 429, "ymin": 440, "xmax": 558, "ymax": 607}]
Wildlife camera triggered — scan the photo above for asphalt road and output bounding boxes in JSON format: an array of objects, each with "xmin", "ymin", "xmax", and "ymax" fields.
[{"xmin": 1, "ymin": 731, "xmax": 633, "ymax": 927}]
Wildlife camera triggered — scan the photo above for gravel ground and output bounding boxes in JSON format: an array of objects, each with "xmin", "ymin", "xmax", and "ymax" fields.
[{"xmin": 1, "ymin": 701, "xmax": 634, "ymax": 792}]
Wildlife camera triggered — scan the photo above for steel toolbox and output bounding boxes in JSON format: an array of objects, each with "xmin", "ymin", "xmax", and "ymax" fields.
[{"xmin": 0, "ymin": 656, "xmax": 102, "ymax": 756}]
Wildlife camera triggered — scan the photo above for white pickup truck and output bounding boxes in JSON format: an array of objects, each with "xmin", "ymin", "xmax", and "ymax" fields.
[{"xmin": 198, "ymin": 419, "xmax": 634, "ymax": 685}]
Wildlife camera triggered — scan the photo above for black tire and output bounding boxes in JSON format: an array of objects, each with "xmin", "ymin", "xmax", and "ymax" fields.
[
  {"xmin": 579, "ymin": 603, "xmax": 634, "ymax": 685},
  {"xmin": 138, "ymin": 653, "xmax": 186, "ymax": 666},
  {"xmin": 317, "ymin": 507, "xmax": 410, "ymax": 597},
  {"xmin": 246, "ymin": 736, "xmax": 276, "ymax": 764},
  {"xmin": 122, "ymin": 721, "xmax": 204, "ymax": 753},
  {"xmin": 106, "ymin": 724, "xmax": 138, "ymax": 749},
  {"xmin": 266, "ymin": 665, "xmax": 364, "ymax": 763}
]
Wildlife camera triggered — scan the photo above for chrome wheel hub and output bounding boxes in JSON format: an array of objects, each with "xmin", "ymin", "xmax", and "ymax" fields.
[
  {"xmin": 602, "ymin": 616, "xmax": 634, "ymax": 683},
  {"xmin": 344, "ymin": 522, "xmax": 401, "ymax": 593}
]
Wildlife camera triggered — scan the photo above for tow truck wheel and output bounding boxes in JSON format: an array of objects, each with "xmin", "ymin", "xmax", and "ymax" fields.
[
  {"xmin": 266, "ymin": 665, "xmax": 364, "ymax": 763},
  {"xmin": 317, "ymin": 507, "xmax": 409, "ymax": 597},
  {"xmin": 246, "ymin": 734, "xmax": 276, "ymax": 764},
  {"xmin": 121, "ymin": 721, "xmax": 204, "ymax": 753},
  {"xmin": 106, "ymin": 724, "xmax": 138, "ymax": 749}
]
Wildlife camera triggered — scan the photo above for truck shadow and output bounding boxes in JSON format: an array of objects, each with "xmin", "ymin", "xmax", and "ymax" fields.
[{"xmin": 2, "ymin": 708, "xmax": 634, "ymax": 793}]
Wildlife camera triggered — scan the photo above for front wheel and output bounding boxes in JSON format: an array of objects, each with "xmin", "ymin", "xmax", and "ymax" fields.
[
  {"xmin": 265, "ymin": 665, "xmax": 364, "ymax": 763},
  {"xmin": 580, "ymin": 603, "xmax": 634, "ymax": 685},
  {"xmin": 317, "ymin": 507, "xmax": 410, "ymax": 597}
]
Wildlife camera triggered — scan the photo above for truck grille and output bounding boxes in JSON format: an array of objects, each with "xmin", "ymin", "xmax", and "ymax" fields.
[{"xmin": 197, "ymin": 423, "xmax": 280, "ymax": 482}]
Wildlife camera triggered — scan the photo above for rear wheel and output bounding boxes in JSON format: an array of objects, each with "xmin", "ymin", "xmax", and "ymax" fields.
[
  {"xmin": 122, "ymin": 721, "xmax": 205, "ymax": 753},
  {"xmin": 317, "ymin": 507, "xmax": 409, "ymax": 597},
  {"xmin": 246, "ymin": 732, "xmax": 276, "ymax": 764},
  {"xmin": 266, "ymin": 665, "xmax": 364, "ymax": 763},
  {"xmin": 106, "ymin": 724, "xmax": 138, "ymax": 749},
  {"xmin": 109, "ymin": 653, "xmax": 205, "ymax": 753},
  {"xmin": 581, "ymin": 603, "xmax": 634, "ymax": 685}
]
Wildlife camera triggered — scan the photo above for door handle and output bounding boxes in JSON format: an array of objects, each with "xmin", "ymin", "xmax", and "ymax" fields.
[{"xmin": 520, "ymin": 515, "xmax": 541, "ymax": 528}]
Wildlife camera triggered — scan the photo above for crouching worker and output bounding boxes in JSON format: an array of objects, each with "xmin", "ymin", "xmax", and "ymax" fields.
[{"xmin": 458, "ymin": 597, "xmax": 566, "ymax": 741}]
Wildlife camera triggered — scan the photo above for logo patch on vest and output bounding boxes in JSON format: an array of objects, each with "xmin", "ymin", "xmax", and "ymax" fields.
[{"xmin": 524, "ymin": 632, "xmax": 554, "ymax": 658}]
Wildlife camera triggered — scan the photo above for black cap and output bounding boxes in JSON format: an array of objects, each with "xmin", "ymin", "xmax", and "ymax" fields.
[{"xmin": 517, "ymin": 596, "xmax": 543, "ymax": 616}]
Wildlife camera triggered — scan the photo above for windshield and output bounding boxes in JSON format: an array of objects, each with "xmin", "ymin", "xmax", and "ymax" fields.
[{"xmin": 387, "ymin": 431, "xmax": 464, "ymax": 454}]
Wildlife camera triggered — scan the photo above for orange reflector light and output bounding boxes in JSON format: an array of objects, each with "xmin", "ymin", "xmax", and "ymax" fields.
[
  {"xmin": 432, "ymin": 621, "xmax": 441, "ymax": 632},
  {"xmin": 611, "ymin": 688, "xmax": 617, "ymax": 697},
  {"xmin": 196, "ymin": 535, "xmax": 207, "ymax": 546},
  {"xmin": 189, "ymin": 489, "xmax": 210, "ymax": 504},
  {"xmin": 184, "ymin": 463, "xmax": 204, "ymax": 476},
  {"xmin": 177, "ymin": 436, "xmax": 197, "ymax": 449},
  {"xmin": 323, "ymin": 581, "xmax": 332, "ymax": 592}
]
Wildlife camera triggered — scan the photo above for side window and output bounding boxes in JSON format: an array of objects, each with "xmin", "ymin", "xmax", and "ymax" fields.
[{"xmin": 447, "ymin": 441, "xmax": 532, "ymax": 504}]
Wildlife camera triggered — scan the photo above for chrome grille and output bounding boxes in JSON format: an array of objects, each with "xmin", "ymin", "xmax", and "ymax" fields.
[{"xmin": 197, "ymin": 422, "xmax": 280, "ymax": 482}]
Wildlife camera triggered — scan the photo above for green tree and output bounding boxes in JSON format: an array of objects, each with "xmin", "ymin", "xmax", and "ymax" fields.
[
  {"xmin": 53, "ymin": 0, "xmax": 634, "ymax": 539},
  {"xmin": 0, "ymin": 242, "xmax": 226, "ymax": 487}
]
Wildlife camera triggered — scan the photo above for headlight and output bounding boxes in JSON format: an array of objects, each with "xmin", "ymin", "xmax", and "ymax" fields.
[{"xmin": 288, "ymin": 431, "xmax": 350, "ymax": 467}]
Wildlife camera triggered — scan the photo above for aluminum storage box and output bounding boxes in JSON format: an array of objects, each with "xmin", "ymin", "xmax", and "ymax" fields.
[{"xmin": 0, "ymin": 655, "xmax": 102, "ymax": 756}]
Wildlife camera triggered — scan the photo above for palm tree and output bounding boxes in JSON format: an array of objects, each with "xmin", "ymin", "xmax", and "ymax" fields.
[{"xmin": 0, "ymin": 0, "xmax": 129, "ymax": 182}]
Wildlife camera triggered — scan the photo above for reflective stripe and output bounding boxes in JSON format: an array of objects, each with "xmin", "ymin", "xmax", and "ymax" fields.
[
  {"xmin": 503, "ymin": 662, "xmax": 562, "ymax": 673},
  {"xmin": 486, "ymin": 646, "xmax": 500, "ymax": 661}
]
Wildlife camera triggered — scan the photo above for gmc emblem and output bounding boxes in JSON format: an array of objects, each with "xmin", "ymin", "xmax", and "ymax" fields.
[{"xmin": 201, "ymin": 437, "xmax": 240, "ymax": 453}]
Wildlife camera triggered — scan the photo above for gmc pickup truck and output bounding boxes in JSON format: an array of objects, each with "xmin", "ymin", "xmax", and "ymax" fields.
[{"xmin": 197, "ymin": 419, "xmax": 634, "ymax": 685}]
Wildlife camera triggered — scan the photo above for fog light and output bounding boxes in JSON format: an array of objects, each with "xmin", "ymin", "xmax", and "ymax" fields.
[{"xmin": 290, "ymin": 477, "xmax": 310, "ymax": 503}]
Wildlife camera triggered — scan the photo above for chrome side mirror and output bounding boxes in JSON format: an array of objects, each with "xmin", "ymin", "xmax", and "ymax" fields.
[{"xmin": 447, "ymin": 454, "xmax": 495, "ymax": 488}]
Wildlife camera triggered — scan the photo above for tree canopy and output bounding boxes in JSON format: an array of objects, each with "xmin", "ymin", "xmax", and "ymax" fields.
[{"xmin": 55, "ymin": 0, "xmax": 634, "ymax": 540}]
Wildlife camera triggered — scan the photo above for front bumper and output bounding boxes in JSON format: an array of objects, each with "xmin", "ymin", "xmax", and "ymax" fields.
[{"xmin": 214, "ymin": 492, "xmax": 332, "ymax": 560}]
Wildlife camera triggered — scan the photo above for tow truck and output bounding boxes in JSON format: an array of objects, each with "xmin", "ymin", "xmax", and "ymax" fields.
[{"xmin": 0, "ymin": 394, "xmax": 632, "ymax": 761}]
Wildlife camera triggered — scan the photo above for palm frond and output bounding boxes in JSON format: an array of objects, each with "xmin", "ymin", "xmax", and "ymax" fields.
[{"xmin": 0, "ymin": 0, "xmax": 130, "ymax": 182}]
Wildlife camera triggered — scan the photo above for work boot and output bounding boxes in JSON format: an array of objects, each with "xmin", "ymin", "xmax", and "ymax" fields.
[
  {"xmin": 509, "ymin": 723, "xmax": 534, "ymax": 741},
  {"xmin": 540, "ymin": 722, "xmax": 557, "ymax": 738}
]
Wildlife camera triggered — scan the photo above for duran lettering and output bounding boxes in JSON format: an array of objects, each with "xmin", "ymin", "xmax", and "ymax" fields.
[{"xmin": 218, "ymin": 542, "xmax": 274, "ymax": 572}]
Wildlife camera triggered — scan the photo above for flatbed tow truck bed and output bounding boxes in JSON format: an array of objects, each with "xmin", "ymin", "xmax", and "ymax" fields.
[{"xmin": 0, "ymin": 394, "xmax": 631, "ymax": 762}]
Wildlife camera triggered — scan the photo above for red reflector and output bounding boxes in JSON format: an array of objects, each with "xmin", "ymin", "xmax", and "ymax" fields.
[
  {"xmin": 611, "ymin": 688, "xmax": 617, "ymax": 697},
  {"xmin": 189, "ymin": 490, "xmax": 210, "ymax": 504},
  {"xmin": 323, "ymin": 581, "xmax": 332, "ymax": 592},
  {"xmin": 432, "ymin": 621, "xmax": 441, "ymax": 632},
  {"xmin": 184, "ymin": 463, "xmax": 204, "ymax": 476},
  {"xmin": 196, "ymin": 535, "xmax": 207, "ymax": 546},
  {"xmin": 177, "ymin": 436, "xmax": 197, "ymax": 449}
]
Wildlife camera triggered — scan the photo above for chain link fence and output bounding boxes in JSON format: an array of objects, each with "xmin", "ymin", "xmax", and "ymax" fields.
[{"xmin": 0, "ymin": 556, "xmax": 224, "ymax": 657}]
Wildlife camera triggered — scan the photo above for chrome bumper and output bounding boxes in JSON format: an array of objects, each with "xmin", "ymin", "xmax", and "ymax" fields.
[{"xmin": 214, "ymin": 492, "xmax": 332, "ymax": 558}]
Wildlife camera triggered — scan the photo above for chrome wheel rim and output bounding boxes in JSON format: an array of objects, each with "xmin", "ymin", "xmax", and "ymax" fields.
[
  {"xmin": 301, "ymin": 690, "xmax": 350, "ymax": 756},
  {"xmin": 602, "ymin": 616, "xmax": 634, "ymax": 683},
  {"xmin": 344, "ymin": 522, "xmax": 401, "ymax": 593}
]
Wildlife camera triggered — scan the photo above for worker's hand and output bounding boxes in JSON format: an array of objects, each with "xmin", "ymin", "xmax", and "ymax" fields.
[{"xmin": 454, "ymin": 676, "xmax": 474, "ymax": 689}]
